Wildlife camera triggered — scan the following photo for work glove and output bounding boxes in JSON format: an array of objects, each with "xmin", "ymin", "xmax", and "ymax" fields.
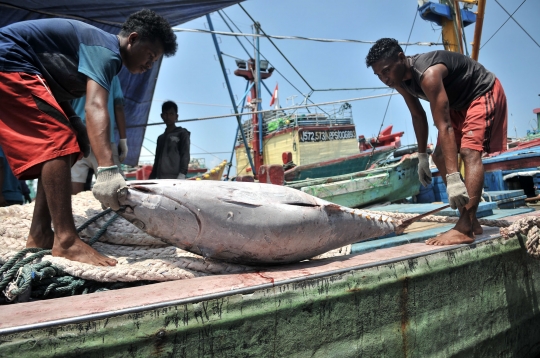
[
  {"xmin": 69, "ymin": 115, "xmax": 90, "ymax": 158},
  {"xmin": 177, "ymin": 173, "xmax": 186, "ymax": 180},
  {"xmin": 417, "ymin": 153, "xmax": 432, "ymax": 187},
  {"xmin": 118, "ymin": 138, "xmax": 128, "ymax": 162},
  {"xmin": 446, "ymin": 172, "xmax": 469, "ymax": 210},
  {"xmin": 92, "ymin": 166, "xmax": 128, "ymax": 211}
]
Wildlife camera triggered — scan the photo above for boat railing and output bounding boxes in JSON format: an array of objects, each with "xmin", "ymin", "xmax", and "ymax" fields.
[{"xmin": 236, "ymin": 103, "xmax": 354, "ymax": 145}]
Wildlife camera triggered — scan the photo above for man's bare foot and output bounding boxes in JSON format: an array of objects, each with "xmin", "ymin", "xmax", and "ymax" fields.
[
  {"xmin": 26, "ymin": 227, "xmax": 55, "ymax": 249},
  {"xmin": 425, "ymin": 228, "xmax": 475, "ymax": 246},
  {"xmin": 52, "ymin": 236, "xmax": 117, "ymax": 266}
]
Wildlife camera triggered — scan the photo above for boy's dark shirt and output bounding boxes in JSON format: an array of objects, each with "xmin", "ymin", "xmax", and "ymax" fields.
[
  {"xmin": 401, "ymin": 50, "xmax": 495, "ymax": 111},
  {"xmin": 149, "ymin": 126, "xmax": 190, "ymax": 179}
]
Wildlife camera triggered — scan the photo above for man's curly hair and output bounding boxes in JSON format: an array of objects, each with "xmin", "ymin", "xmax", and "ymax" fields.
[
  {"xmin": 365, "ymin": 38, "xmax": 403, "ymax": 68},
  {"xmin": 120, "ymin": 9, "xmax": 177, "ymax": 57}
]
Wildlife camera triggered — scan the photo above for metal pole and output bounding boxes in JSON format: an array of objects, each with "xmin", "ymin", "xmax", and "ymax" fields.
[
  {"xmin": 226, "ymin": 81, "xmax": 250, "ymax": 180},
  {"xmin": 206, "ymin": 14, "xmax": 256, "ymax": 175},
  {"xmin": 255, "ymin": 22, "xmax": 264, "ymax": 159},
  {"xmin": 471, "ymin": 0, "xmax": 486, "ymax": 61}
]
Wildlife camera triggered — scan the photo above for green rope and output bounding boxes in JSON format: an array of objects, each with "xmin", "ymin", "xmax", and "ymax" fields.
[{"xmin": 0, "ymin": 210, "xmax": 128, "ymax": 303}]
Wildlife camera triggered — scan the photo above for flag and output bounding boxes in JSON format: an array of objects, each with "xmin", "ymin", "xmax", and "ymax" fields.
[{"xmin": 269, "ymin": 83, "xmax": 279, "ymax": 108}]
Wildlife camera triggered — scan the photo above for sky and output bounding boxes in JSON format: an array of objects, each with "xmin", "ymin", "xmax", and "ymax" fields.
[{"xmin": 141, "ymin": 0, "xmax": 540, "ymax": 176}]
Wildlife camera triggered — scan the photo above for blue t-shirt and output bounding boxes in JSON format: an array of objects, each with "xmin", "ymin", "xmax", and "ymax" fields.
[
  {"xmin": 0, "ymin": 146, "xmax": 23, "ymax": 202},
  {"xmin": 71, "ymin": 75, "xmax": 125, "ymax": 142},
  {"xmin": 0, "ymin": 18, "xmax": 122, "ymax": 102}
]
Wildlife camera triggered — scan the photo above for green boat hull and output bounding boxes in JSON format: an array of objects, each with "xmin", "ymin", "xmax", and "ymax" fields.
[
  {"xmin": 2, "ymin": 230, "xmax": 540, "ymax": 357},
  {"xmin": 299, "ymin": 155, "xmax": 420, "ymax": 208}
]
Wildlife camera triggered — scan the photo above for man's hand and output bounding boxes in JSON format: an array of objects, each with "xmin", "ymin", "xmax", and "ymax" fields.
[
  {"xmin": 118, "ymin": 138, "xmax": 128, "ymax": 162},
  {"xmin": 417, "ymin": 153, "xmax": 432, "ymax": 187},
  {"xmin": 177, "ymin": 173, "xmax": 186, "ymax": 180},
  {"xmin": 69, "ymin": 115, "xmax": 91, "ymax": 158},
  {"xmin": 92, "ymin": 166, "xmax": 128, "ymax": 211},
  {"xmin": 446, "ymin": 172, "xmax": 469, "ymax": 210}
]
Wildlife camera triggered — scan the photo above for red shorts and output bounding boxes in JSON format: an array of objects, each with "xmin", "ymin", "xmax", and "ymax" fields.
[
  {"xmin": 0, "ymin": 72, "xmax": 81, "ymax": 179},
  {"xmin": 439, "ymin": 78, "xmax": 508, "ymax": 154}
]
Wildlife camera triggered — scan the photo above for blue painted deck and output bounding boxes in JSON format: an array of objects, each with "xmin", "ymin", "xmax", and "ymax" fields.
[
  {"xmin": 352, "ymin": 206, "xmax": 535, "ymax": 254},
  {"xmin": 370, "ymin": 201, "xmax": 497, "ymax": 217}
]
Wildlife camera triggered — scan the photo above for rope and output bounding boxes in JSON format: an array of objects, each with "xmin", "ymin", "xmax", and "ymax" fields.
[
  {"xmin": 500, "ymin": 216, "xmax": 540, "ymax": 258},
  {"xmin": 364, "ymin": 210, "xmax": 511, "ymax": 228},
  {"xmin": 0, "ymin": 210, "xmax": 119, "ymax": 303}
]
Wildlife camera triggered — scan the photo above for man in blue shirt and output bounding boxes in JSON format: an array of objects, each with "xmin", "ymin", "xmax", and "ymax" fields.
[
  {"xmin": 0, "ymin": 10, "xmax": 177, "ymax": 266},
  {"xmin": 71, "ymin": 75, "xmax": 128, "ymax": 195},
  {"xmin": 0, "ymin": 146, "xmax": 23, "ymax": 206}
]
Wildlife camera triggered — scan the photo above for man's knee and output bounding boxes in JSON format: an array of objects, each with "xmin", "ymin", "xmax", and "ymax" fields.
[{"xmin": 460, "ymin": 147, "xmax": 482, "ymax": 162}]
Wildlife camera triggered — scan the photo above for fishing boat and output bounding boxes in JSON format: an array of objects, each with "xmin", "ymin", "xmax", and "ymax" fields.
[
  {"xmin": 287, "ymin": 151, "xmax": 421, "ymax": 208},
  {"xmin": 234, "ymin": 104, "xmax": 403, "ymax": 182}
]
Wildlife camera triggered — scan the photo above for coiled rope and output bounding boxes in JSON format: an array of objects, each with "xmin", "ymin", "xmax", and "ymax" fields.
[{"xmin": 0, "ymin": 210, "xmax": 125, "ymax": 303}]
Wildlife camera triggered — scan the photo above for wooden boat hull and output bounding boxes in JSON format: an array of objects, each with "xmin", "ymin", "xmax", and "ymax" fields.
[
  {"xmin": 295, "ymin": 154, "xmax": 420, "ymax": 208},
  {"xmin": 284, "ymin": 145, "xmax": 395, "ymax": 182},
  {"xmin": 2, "ymin": 211, "xmax": 540, "ymax": 357}
]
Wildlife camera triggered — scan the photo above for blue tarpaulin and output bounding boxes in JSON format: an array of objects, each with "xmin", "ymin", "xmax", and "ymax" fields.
[{"xmin": 0, "ymin": 0, "xmax": 243, "ymax": 166}]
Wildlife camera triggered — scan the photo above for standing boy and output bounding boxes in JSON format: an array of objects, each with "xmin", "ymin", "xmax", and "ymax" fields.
[
  {"xmin": 0, "ymin": 9, "xmax": 177, "ymax": 266},
  {"xmin": 149, "ymin": 101, "xmax": 191, "ymax": 180},
  {"xmin": 365, "ymin": 38, "xmax": 507, "ymax": 246}
]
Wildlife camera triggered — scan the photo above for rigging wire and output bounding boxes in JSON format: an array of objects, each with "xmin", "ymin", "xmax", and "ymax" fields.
[
  {"xmin": 171, "ymin": 27, "xmax": 443, "ymax": 47},
  {"xmin": 127, "ymin": 92, "xmax": 398, "ymax": 129},
  {"xmin": 216, "ymin": 11, "xmax": 309, "ymax": 98},
  {"xmin": 218, "ymin": 9, "xmax": 330, "ymax": 116},
  {"xmin": 238, "ymin": 3, "xmax": 315, "ymax": 92},
  {"xmin": 491, "ymin": 0, "xmax": 539, "ymax": 49},
  {"xmin": 481, "ymin": 0, "xmax": 528, "ymax": 50}
]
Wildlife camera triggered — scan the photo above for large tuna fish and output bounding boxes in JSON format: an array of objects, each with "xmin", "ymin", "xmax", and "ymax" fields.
[{"xmin": 118, "ymin": 180, "xmax": 399, "ymax": 265}]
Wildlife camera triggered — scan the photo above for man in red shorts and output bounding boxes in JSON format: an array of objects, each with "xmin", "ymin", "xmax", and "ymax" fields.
[
  {"xmin": 0, "ymin": 10, "xmax": 177, "ymax": 265},
  {"xmin": 366, "ymin": 38, "xmax": 507, "ymax": 246}
]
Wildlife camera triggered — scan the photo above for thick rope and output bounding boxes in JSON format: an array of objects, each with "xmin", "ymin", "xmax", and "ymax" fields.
[
  {"xmin": 0, "ymin": 210, "xmax": 119, "ymax": 302},
  {"xmin": 364, "ymin": 210, "xmax": 511, "ymax": 228},
  {"xmin": 500, "ymin": 216, "xmax": 540, "ymax": 259}
]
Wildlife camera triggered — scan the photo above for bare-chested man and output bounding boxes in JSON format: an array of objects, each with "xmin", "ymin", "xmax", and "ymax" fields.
[{"xmin": 366, "ymin": 38, "xmax": 507, "ymax": 246}]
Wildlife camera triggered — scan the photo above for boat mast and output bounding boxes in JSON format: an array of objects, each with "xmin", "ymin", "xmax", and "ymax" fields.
[
  {"xmin": 470, "ymin": 0, "xmax": 486, "ymax": 61},
  {"xmin": 206, "ymin": 14, "xmax": 256, "ymax": 177}
]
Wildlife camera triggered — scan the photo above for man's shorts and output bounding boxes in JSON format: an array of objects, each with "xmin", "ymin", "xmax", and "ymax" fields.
[
  {"xmin": 0, "ymin": 72, "xmax": 81, "ymax": 179},
  {"xmin": 442, "ymin": 78, "xmax": 507, "ymax": 154},
  {"xmin": 71, "ymin": 144, "xmax": 124, "ymax": 183}
]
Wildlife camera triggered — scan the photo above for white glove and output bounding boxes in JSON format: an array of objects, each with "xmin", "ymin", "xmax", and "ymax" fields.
[
  {"xmin": 417, "ymin": 153, "xmax": 432, "ymax": 187},
  {"xmin": 177, "ymin": 173, "xmax": 186, "ymax": 180},
  {"xmin": 446, "ymin": 172, "xmax": 469, "ymax": 210},
  {"xmin": 118, "ymin": 138, "xmax": 128, "ymax": 163},
  {"xmin": 92, "ymin": 166, "xmax": 128, "ymax": 211}
]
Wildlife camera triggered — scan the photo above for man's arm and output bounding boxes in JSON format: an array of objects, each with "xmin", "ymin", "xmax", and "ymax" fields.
[
  {"xmin": 85, "ymin": 79, "xmax": 114, "ymax": 167},
  {"xmin": 114, "ymin": 101, "xmax": 128, "ymax": 162},
  {"xmin": 394, "ymin": 85, "xmax": 429, "ymax": 153},
  {"xmin": 419, "ymin": 64, "xmax": 459, "ymax": 175},
  {"xmin": 86, "ymin": 78, "xmax": 127, "ymax": 211}
]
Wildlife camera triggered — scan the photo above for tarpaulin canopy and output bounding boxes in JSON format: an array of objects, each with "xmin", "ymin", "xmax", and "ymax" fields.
[{"xmin": 0, "ymin": 0, "xmax": 243, "ymax": 166}]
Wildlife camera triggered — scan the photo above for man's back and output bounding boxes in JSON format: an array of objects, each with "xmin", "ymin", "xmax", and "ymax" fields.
[
  {"xmin": 402, "ymin": 50, "xmax": 495, "ymax": 110},
  {"xmin": 0, "ymin": 18, "xmax": 122, "ymax": 101}
]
